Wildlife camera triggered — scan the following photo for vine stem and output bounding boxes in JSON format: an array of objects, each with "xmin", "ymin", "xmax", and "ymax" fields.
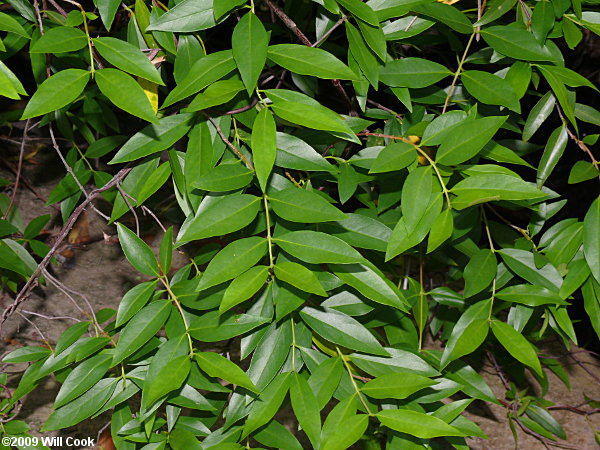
[
  {"xmin": 357, "ymin": 132, "xmax": 452, "ymax": 207},
  {"xmin": 336, "ymin": 347, "xmax": 373, "ymax": 416},
  {"xmin": 160, "ymin": 276, "xmax": 194, "ymax": 355},
  {"xmin": 442, "ymin": 32, "xmax": 475, "ymax": 113}
]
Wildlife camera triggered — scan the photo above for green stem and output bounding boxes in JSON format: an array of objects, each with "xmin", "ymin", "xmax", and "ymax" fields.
[
  {"xmin": 263, "ymin": 195, "xmax": 275, "ymax": 268},
  {"xmin": 160, "ymin": 276, "xmax": 194, "ymax": 354},
  {"xmin": 442, "ymin": 32, "xmax": 475, "ymax": 113},
  {"xmin": 488, "ymin": 278, "xmax": 497, "ymax": 322},
  {"xmin": 336, "ymin": 347, "xmax": 373, "ymax": 416},
  {"xmin": 291, "ymin": 319, "xmax": 296, "ymax": 372}
]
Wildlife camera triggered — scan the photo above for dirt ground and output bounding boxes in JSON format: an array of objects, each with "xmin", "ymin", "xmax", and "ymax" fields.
[{"xmin": 1, "ymin": 162, "xmax": 599, "ymax": 449}]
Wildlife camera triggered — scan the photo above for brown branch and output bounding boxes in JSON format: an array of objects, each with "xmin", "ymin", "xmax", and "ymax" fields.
[
  {"xmin": 0, "ymin": 168, "xmax": 131, "ymax": 336},
  {"xmin": 204, "ymin": 115, "xmax": 254, "ymax": 170},
  {"xmin": 4, "ymin": 119, "xmax": 31, "ymax": 220},
  {"xmin": 313, "ymin": 15, "xmax": 347, "ymax": 48}
]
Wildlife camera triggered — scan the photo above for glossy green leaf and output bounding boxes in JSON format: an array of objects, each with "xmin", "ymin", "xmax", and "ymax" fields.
[
  {"xmin": 402, "ymin": 166, "xmax": 433, "ymax": 230},
  {"xmin": 22, "ymin": 69, "xmax": 90, "ymax": 119},
  {"xmin": 308, "ymin": 357, "xmax": 344, "ymax": 410},
  {"xmin": 499, "ymin": 248, "xmax": 562, "ymax": 291},
  {"xmin": 523, "ymin": 91, "xmax": 556, "ymax": 141},
  {"xmin": 427, "ymin": 208, "xmax": 454, "ymax": 253},
  {"xmin": 54, "ymin": 353, "xmax": 112, "ymax": 408},
  {"xmin": 232, "ymin": 12, "xmax": 268, "ymax": 94},
  {"xmin": 116, "ymin": 280, "xmax": 158, "ymax": 327},
  {"xmin": 93, "ymin": 37, "xmax": 164, "ymax": 84},
  {"xmin": 380, "ymin": 57, "xmax": 452, "ymax": 88},
  {"xmin": 584, "ymin": 197, "xmax": 600, "ymax": 284},
  {"xmin": 362, "ymin": 372, "xmax": 437, "ymax": 399},
  {"xmin": 178, "ymin": 194, "xmax": 261, "ymax": 242},
  {"xmin": 186, "ymin": 79, "xmax": 244, "ymax": 111},
  {"xmin": 30, "ymin": 27, "xmax": 87, "ymax": 53},
  {"xmin": 481, "ymin": 25, "xmax": 555, "ymax": 61},
  {"xmin": 491, "ymin": 320, "xmax": 543, "ymax": 376},
  {"xmin": 369, "ymin": 142, "xmax": 417, "ymax": 173},
  {"xmin": 163, "ymin": 50, "xmax": 236, "ymax": 107},
  {"xmin": 251, "ymin": 108, "xmax": 277, "ymax": 192},
  {"xmin": 199, "ymin": 237, "xmax": 267, "ymax": 290},
  {"xmin": 242, "ymin": 372, "xmax": 291, "ymax": 437},
  {"xmin": 497, "ymin": 284, "xmax": 568, "ymax": 306},
  {"xmin": 95, "ymin": 68, "xmax": 158, "ymax": 123},
  {"xmin": 461, "ymin": 71, "xmax": 521, "ymax": 112},
  {"xmin": 436, "ymin": 116, "xmax": 507, "ymax": 165},
  {"xmin": 0, "ymin": 11, "xmax": 29, "ymax": 38},
  {"xmin": 274, "ymin": 261, "xmax": 327, "ymax": 296},
  {"xmin": 290, "ymin": 373, "xmax": 321, "ymax": 447},
  {"xmin": 147, "ymin": 0, "xmax": 215, "ymax": 32},
  {"xmin": 145, "ymin": 355, "xmax": 191, "ymax": 406},
  {"xmin": 189, "ymin": 311, "xmax": 270, "ymax": 341},
  {"xmin": 269, "ymin": 188, "xmax": 346, "ymax": 223},
  {"xmin": 267, "ymin": 44, "xmax": 359, "ymax": 80},
  {"xmin": 112, "ymin": 300, "xmax": 171, "ymax": 365},
  {"xmin": 220, "ymin": 265, "xmax": 269, "ymax": 314},
  {"xmin": 300, "ymin": 306, "xmax": 388, "ymax": 355},
  {"xmin": 377, "ymin": 409, "xmax": 465, "ymax": 438},
  {"xmin": 193, "ymin": 162, "xmax": 253, "ymax": 192},
  {"xmin": 537, "ymin": 125, "xmax": 568, "ymax": 187},
  {"xmin": 274, "ymin": 230, "xmax": 364, "ymax": 264},
  {"xmin": 463, "ymin": 249, "xmax": 496, "ymax": 297},
  {"xmin": 196, "ymin": 352, "xmax": 258, "ymax": 393},
  {"xmin": 117, "ymin": 223, "xmax": 159, "ymax": 277}
]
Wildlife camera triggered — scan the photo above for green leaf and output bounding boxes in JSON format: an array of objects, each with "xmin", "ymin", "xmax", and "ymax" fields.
[
  {"xmin": 568, "ymin": 160, "xmax": 598, "ymax": 184},
  {"xmin": 162, "ymin": 50, "xmax": 236, "ymax": 107},
  {"xmin": 308, "ymin": 357, "xmax": 344, "ymax": 410},
  {"xmin": 461, "ymin": 71, "xmax": 521, "ymax": 112},
  {"xmin": 474, "ymin": 0, "xmax": 517, "ymax": 26},
  {"xmin": 273, "ymin": 231, "xmax": 364, "ymax": 264},
  {"xmin": 253, "ymin": 420, "xmax": 303, "ymax": 450},
  {"xmin": 116, "ymin": 280, "xmax": 158, "ymax": 327},
  {"xmin": 30, "ymin": 26, "xmax": 87, "ymax": 53},
  {"xmin": 451, "ymin": 174, "xmax": 546, "ymax": 209},
  {"xmin": 93, "ymin": 37, "xmax": 164, "ymax": 84},
  {"xmin": 402, "ymin": 166, "xmax": 433, "ymax": 230},
  {"xmin": 42, "ymin": 378, "xmax": 116, "ymax": 431},
  {"xmin": 584, "ymin": 197, "xmax": 600, "ymax": 284},
  {"xmin": 147, "ymin": 0, "xmax": 215, "ymax": 32},
  {"xmin": 117, "ymin": 223, "xmax": 159, "ymax": 277},
  {"xmin": 338, "ymin": 0, "xmax": 379, "ymax": 25},
  {"xmin": 427, "ymin": 208, "xmax": 454, "ymax": 253},
  {"xmin": 582, "ymin": 278, "xmax": 600, "ymax": 340},
  {"xmin": 537, "ymin": 64, "xmax": 577, "ymax": 128},
  {"xmin": 189, "ymin": 311, "xmax": 270, "ymax": 341},
  {"xmin": 220, "ymin": 265, "xmax": 269, "ymax": 314},
  {"xmin": 159, "ymin": 227, "xmax": 173, "ymax": 274},
  {"xmin": 440, "ymin": 299, "xmax": 491, "ymax": 368},
  {"xmin": 267, "ymin": 89, "xmax": 355, "ymax": 135},
  {"xmin": 21, "ymin": 69, "xmax": 90, "ymax": 119},
  {"xmin": 321, "ymin": 399, "xmax": 368, "ymax": 450},
  {"xmin": 357, "ymin": 20, "xmax": 386, "ymax": 60},
  {"xmin": 199, "ymin": 237, "xmax": 267, "ymax": 290},
  {"xmin": 369, "ymin": 142, "xmax": 417, "ymax": 173},
  {"xmin": 251, "ymin": 108, "xmax": 277, "ymax": 192},
  {"xmin": 436, "ymin": 116, "xmax": 507, "ymax": 165},
  {"xmin": 379, "ymin": 57, "xmax": 452, "ymax": 88},
  {"xmin": 95, "ymin": 68, "xmax": 158, "ymax": 123},
  {"xmin": 300, "ymin": 306, "xmax": 388, "ymax": 355},
  {"xmin": 186, "ymin": 79, "xmax": 245, "ymax": 112},
  {"xmin": 267, "ymin": 44, "xmax": 359, "ymax": 80},
  {"xmin": 232, "ymin": 12, "xmax": 268, "ymax": 94},
  {"xmin": 276, "ymin": 132, "xmax": 338, "ymax": 172},
  {"xmin": 193, "ymin": 162, "xmax": 253, "ymax": 192},
  {"xmin": 290, "ymin": 373, "xmax": 321, "ymax": 447},
  {"xmin": 497, "ymin": 284, "xmax": 568, "ymax": 306},
  {"xmin": 178, "ymin": 194, "xmax": 261, "ymax": 242},
  {"xmin": 95, "ymin": 0, "xmax": 120, "ymax": 30},
  {"xmin": 491, "ymin": 320, "xmax": 542, "ymax": 376},
  {"xmin": 523, "ymin": 91, "xmax": 556, "ymax": 141},
  {"xmin": 196, "ymin": 352, "xmax": 258, "ymax": 393},
  {"xmin": 325, "ymin": 214, "xmax": 392, "ymax": 252},
  {"xmin": 346, "ymin": 21, "xmax": 379, "ymax": 87},
  {"xmin": 145, "ymin": 354, "xmax": 191, "ymax": 406},
  {"xmin": 499, "ymin": 249, "xmax": 562, "ymax": 291},
  {"xmin": 481, "ymin": 25, "xmax": 555, "ymax": 61},
  {"xmin": 112, "ymin": 300, "xmax": 171, "ymax": 365},
  {"xmin": 274, "ymin": 261, "xmax": 327, "ymax": 296},
  {"xmin": 0, "ymin": 11, "xmax": 30, "ymax": 38},
  {"xmin": 54, "ymin": 353, "xmax": 112, "ymax": 408},
  {"xmin": 2, "ymin": 346, "xmax": 51, "ymax": 363},
  {"xmin": 109, "ymin": 114, "xmax": 194, "ymax": 163},
  {"xmin": 330, "ymin": 262, "xmax": 408, "ymax": 310},
  {"xmin": 537, "ymin": 125, "xmax": 568, "ymax": 187},
  {"xmin": 362, "ymin": 372, "xmax": 437, "ymax": 399},
  {"xmin": 377, "ymin": 409, "xmax": 465, "ymax": 438},
  {"xmin": 463, "ymin": 249, "xmax": 496, "ymax": 297},
  {"xmin": 268, "ymin": 188, "xmax": 346, "ymax": 223},
  {"xmin": 242, "ymin": 372, "xmax": 291, "ymax": 437},
  {"xmin": 414, "ymin": 3, "xmax": 473, "ymax": 34},
  {"xmin": 214, "ymin": 0, "xmax": 248, "ymax": 20}
]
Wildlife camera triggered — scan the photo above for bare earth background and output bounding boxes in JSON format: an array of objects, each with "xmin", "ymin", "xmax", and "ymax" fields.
[{"xmin": 1, "ymin": 161, "xmax": 599, "ymax": 450}]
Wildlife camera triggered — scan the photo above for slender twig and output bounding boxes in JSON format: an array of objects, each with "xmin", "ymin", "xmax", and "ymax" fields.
[
  {"xmin": 49, "ymin": 125, "xmax": 110, "ymax": 221},
  {"xmin": 313, "ymin": 15, "xmax": 347, "ymax": 48},
  {"xmin": 47, "ymin": 0, "xmax": 68, "ymax": 16},
  {"xmin": 117, "ymin": 184, "xmax": 140, "ymax": 236},
  {"xmin": 0, "ymin": 168, "xmax": 131, "ymax": 335},
  {"xmin": 16, "ymin": 311, "xmax": 49, "ymax": 346},
  {"xmin": 205, "ymin": 115, "xmax": 254, "ymax": 170},
  {"xmin": 443, "ymin": 33, "xmax": 475, "ymax": 113},
  {"xmin": 21, "ymin": 310, "xmax": 81, "ymax": 322},
  {"xmin": 141, "ymin": 206, "xmax": 166, "ymax": 233},
  {"xmin": 4, "ymin": 119, "xmax": 31, "ymax": 220}
]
